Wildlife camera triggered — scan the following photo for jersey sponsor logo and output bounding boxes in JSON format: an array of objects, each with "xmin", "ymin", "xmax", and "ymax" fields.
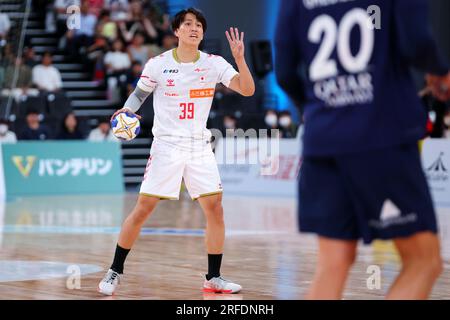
[
  {"xmin": 163, "ymin": 69, "xmax": 179, "ymax": 74},
  {"xmin": 164, "ymin": 92, "xmax": 179, "ymax": 97},
  {"xmin": 166, "ymin": 79, "xmax": 175, "ymax": 87},
  {"xmin": 194, "ymin": 68, "xmax": 209, "ymax": 72},
  {"xmin": 189, "ymin": 88, "xmax": 214, "ymax": 98}
]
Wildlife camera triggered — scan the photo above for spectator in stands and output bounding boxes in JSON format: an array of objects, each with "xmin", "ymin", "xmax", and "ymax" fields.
[
  {"xmin": 88, "ymin": 117, "xmax": 118, "ymax": 142},
  {"xmin": 57, "ymin": 112, "xmax": 84, "ymax": 139},
  {"xmin": 2, "ymin": 57, "xmax": 39, "ymax": 102},
  {"xmin": 66, "ymin": 0, "xmax": 97, "ymax": 58},
  {"xmin": 263, "ymin": 109, "xmax": 280, "ymax": 138},
  {"xmin": 86, "ymin": 0, "xmax": 104, "ymax": 17},
  {"xmin": 127, "ymin": 32, "xmax": 150, "ymax": 66},
  {"xmin": 145, "ymin": 3, "xmax": 171, "ymax": 46},
  {"xmin": 96, "ymin": 9, "xmax": 118, "ymax": 41},
  {"xmin": 118, "ymin": 0, "xmax": 157, "ymax": 43},
  {"xmin": 278, "ymin": 110, "xmax": 298, "ymax": 138},
  {"xmin": 126, "ymin": 60, "xmax": 142, "ymax": 95},
  {"xmin": 444, "ymin": 109, "xmax": 450, "ymax": 139},
  {"xmin": 104, "ymin": 38, "xmax": 131, "ymax": 102},
  {"xmin": 222, "ymin": 114, "xmax": 238, "ymax": 135},
  {"xmin": 87, "ymin": 35, "xmax": 109, "ymax": 78},
  {"xmin": 148, "ymin": 31, "xmax": 177, "ymax": 56},
  {"xmin": 32, "ymin": 52, "xmax": 63, "ymax": 92},
  {"xmin": 48, "ymin": 0, "xmax": 80, "ymax": 36},
  {"xmin": 0, "ymin": 119, "xmax": 17, "ymax": 143},
  {"xmin": 104, "ymin": 0, "xmax": 129, "ymax": 22},
  {"xmin": 18, "ymin": 109, "xmax": 51, "ymax": 140},
  {"xmin": 23, "ymin": 47, "xmax": 38, "ymax": 68},
  {"xmin": 0, "ymin": 11, "xmax": 11, "ymax": 46}
]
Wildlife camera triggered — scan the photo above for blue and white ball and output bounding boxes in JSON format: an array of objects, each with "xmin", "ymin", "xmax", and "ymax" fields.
[{"xmin": 111, "ymin": 112, "xmax": 141, "ymax": 141}]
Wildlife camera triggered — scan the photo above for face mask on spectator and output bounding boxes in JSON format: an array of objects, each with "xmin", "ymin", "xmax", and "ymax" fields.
[
  {"xmin": 444, "ymin": 116, "xmax": 450, "ymax": 127},
  {"xmin": 265, "ymin": 114, "xmax": 278, "ymax": 127},
  {"xmin": 0, "ymin": 124, "xmax": 8, "ymax": 135},
  {"xmin": 279, "ymin": 116, "xmax": 291, "ymax": 128}
]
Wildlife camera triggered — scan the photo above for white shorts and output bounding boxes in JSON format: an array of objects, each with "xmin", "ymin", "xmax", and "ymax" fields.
[{"xmin": 140, "ymin": 139, "xmax": 223, "ymax": 200}]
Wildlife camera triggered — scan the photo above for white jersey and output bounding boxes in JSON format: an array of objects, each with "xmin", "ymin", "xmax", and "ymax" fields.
[{"xmin": 136, "ymin": 49, "xmax": 239, "ymax": 148}]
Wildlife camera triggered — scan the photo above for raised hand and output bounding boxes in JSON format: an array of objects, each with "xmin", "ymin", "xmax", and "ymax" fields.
[{"xmin": 225, "ymin": 27, "xmax": 245, "ymax": 61}]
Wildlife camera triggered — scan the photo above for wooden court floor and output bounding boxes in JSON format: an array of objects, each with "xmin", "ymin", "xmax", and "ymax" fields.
[{"xmin": 0, "ymin": 192, "xmax": 449, "ymax": 299}]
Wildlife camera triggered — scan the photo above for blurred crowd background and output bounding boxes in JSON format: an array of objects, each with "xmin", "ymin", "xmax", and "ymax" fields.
[{"xmin": 0, "ymin": 0, "xmax": 449, "ymax": 146}]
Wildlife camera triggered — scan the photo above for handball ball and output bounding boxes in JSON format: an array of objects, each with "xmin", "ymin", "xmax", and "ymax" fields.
[{"xmin": 111, "ymin": 112, "xmax": 141, "ymax": 141}]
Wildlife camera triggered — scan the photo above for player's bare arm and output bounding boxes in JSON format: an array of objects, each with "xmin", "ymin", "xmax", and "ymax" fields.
[{"xmin": 225, "ymin": 27, "xmax": 255, "ymax": 97}]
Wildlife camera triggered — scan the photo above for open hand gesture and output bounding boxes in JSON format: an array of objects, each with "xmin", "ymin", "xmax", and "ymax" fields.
[{"xmin": 226, "ymin": 27, "xmax": 245, "ymax": 61}]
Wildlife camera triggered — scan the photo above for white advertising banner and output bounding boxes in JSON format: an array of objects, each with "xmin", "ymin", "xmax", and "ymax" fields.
[
  {"xmin": 421, "ymin": 139, "xmax": 450, "ymax": 206},
  {"xmin": 216, "ymin": 137, "xmax": 450, "ymax": 206},
  {"xmin": 215, "ymin": 137, "xmax": 302, "ymax": 197}
]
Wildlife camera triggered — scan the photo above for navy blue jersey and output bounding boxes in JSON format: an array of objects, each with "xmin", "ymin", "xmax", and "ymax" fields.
[{"xmin": 275, "ymin": 0, "xmax": 449, "ymax": 156}]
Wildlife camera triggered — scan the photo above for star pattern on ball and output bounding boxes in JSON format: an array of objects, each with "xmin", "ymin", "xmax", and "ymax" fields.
[{"xmin": 115, "ymin": 114, "xmax": 138, "ymax": 139}]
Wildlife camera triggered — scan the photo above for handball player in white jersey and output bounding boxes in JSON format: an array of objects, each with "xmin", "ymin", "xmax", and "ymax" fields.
[{"xmin": 98, "ymin": 7, "xmax": 255, "ymax": 295}]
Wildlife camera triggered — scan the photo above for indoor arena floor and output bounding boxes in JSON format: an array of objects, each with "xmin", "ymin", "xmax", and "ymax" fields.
[{"xmin": 0, "ymin": 192, "xmax": 449, "ymax": 300}]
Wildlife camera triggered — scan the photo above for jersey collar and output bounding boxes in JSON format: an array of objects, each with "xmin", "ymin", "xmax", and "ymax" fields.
[{"xmin": 172, "ymin": 48, "xmax": 200, "ymax": 64}]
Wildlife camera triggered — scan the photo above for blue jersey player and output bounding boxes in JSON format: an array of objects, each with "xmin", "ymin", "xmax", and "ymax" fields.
[{"xmin": 275, "ymin": 0, "xmax": 450, "ymax": 299}]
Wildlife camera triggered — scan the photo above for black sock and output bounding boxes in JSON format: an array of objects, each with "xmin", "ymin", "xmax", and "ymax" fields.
[
  {"xmin": 110, "ymin": 244, "xmax": 130, "ymax": 274},
  {"xmin": 206, "ymin": 254, "xmax": 223, "ymax": 280}
]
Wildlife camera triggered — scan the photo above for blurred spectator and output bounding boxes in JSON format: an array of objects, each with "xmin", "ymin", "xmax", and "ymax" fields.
[
  {"xmin": 127, "ymin": 32, "xmax": 150, "ymax": 65},
  {"xmin": 48, "ymin": 0, "xmax": 80, "ymax": 36},
  {"xmin": 104, "ymin": 38, "xmax": 130, "ymax": 102},
  {"xmin": 0, "ymin": 43, "xmax": 14, "ymax": 67},
  {"xmin": 57, "ymin": 112, "xmax": 84, "ymax": 139},
  {"xmin": 23, "ymin": 47, "xmax": 38, "ymax": 68},
  {"xmin": 444, "ymin": 109, "xmax": 450, "ymax": 139},
  {"xmin": 0, "ymin": 12, "xmax": 11, "ymax": 45},
  {"xmin": 222, "ymin": 114, "xmax": 237, "ymax": 135},
  {"xmin": 278, "ymin": 110, "xmax": 298, "ymax": 138},
  {"xmin": 88, "ymin": 117, "xmax": 118, "ymax": 141},
  {"xmin": 2, "ymin": 57, "xmax": 39, "ymax": 102},
  {"xmin": 96, "ymin": 9, "xmax": 117, "ymax": 41},
  {"xmin": 263, "ymin": 109, "xmax": 280, "ymax": 138},
  {"xmin": 149, "ymin": 32, "xmax": 177, "ymax": 56},
  {"xmin": 420, "ymin": 87, "xmax": 449, "ymax": 138},
  {"xmin": 32, "ymin": 52, "xmax": 63, "ymax": 92},
  {"xmin": 146, "ymin": 3, "xmax": 171, "ymax": 45},
  {"xmin": 86, "ymin": 35, "xmax": 109, "ymax": 79},
  {"xmin": 126, "ymin": 60, "xmax": 142, "ymax": 95},
  {"xmin": 66, "ymin": 0, "xmax": 97, "ymax": 58},
  {"xmin": 118, "ymin": 0, "xmax": 157, "ymax": 43},
  {"xmin": 104, "ymin": 0, "xmax": 129, "ymax": 22},
  {"xmin": 0, "ymin": 119, "xmax": 17, "ymax": 143},
  {"xmin": 86, "ymin": 0, "xmax": 105, "ymax": 17},
  {"xmin": 18, "ymin": 109, "xmax": 51, "ymax": 140}
]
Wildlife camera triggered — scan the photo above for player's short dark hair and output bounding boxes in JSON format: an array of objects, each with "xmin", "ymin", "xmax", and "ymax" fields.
[{"xmin": 171, "ymin": 7, "xmax": 207, "ymax": 33}]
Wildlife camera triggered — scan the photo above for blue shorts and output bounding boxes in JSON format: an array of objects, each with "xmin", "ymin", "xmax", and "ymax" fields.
[{"xmin": 298, "ymin": 143, "xmax": 438, "ymax": 244}]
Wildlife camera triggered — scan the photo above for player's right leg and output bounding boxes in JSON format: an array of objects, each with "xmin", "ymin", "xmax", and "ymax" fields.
[
  {"xmin": 386, "ymin": 231, "xmax": 442, "ymax": 299},
  {"xmin": 306, "ymin": 237, "xmax": 357, "ymax": 300},
  {"xmin": 98, "ymin": 140, "xmax": 184, "ymax": 295},
  {"xmin": 298, "ymin": 156, "xmax": 359, "ymax": 299},
  {"xmin": 98, "ymin": 195, "xmax": 159, "ymax": 295}
]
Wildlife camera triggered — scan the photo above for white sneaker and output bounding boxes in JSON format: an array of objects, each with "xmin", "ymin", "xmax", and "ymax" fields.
[
  {"xmin": 98, "ymin": 269, "xmax": 121, "ymax": 296},
  {"xmin": 203, "ymin": 276, "xmax": 242, "ymax": 294}
]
